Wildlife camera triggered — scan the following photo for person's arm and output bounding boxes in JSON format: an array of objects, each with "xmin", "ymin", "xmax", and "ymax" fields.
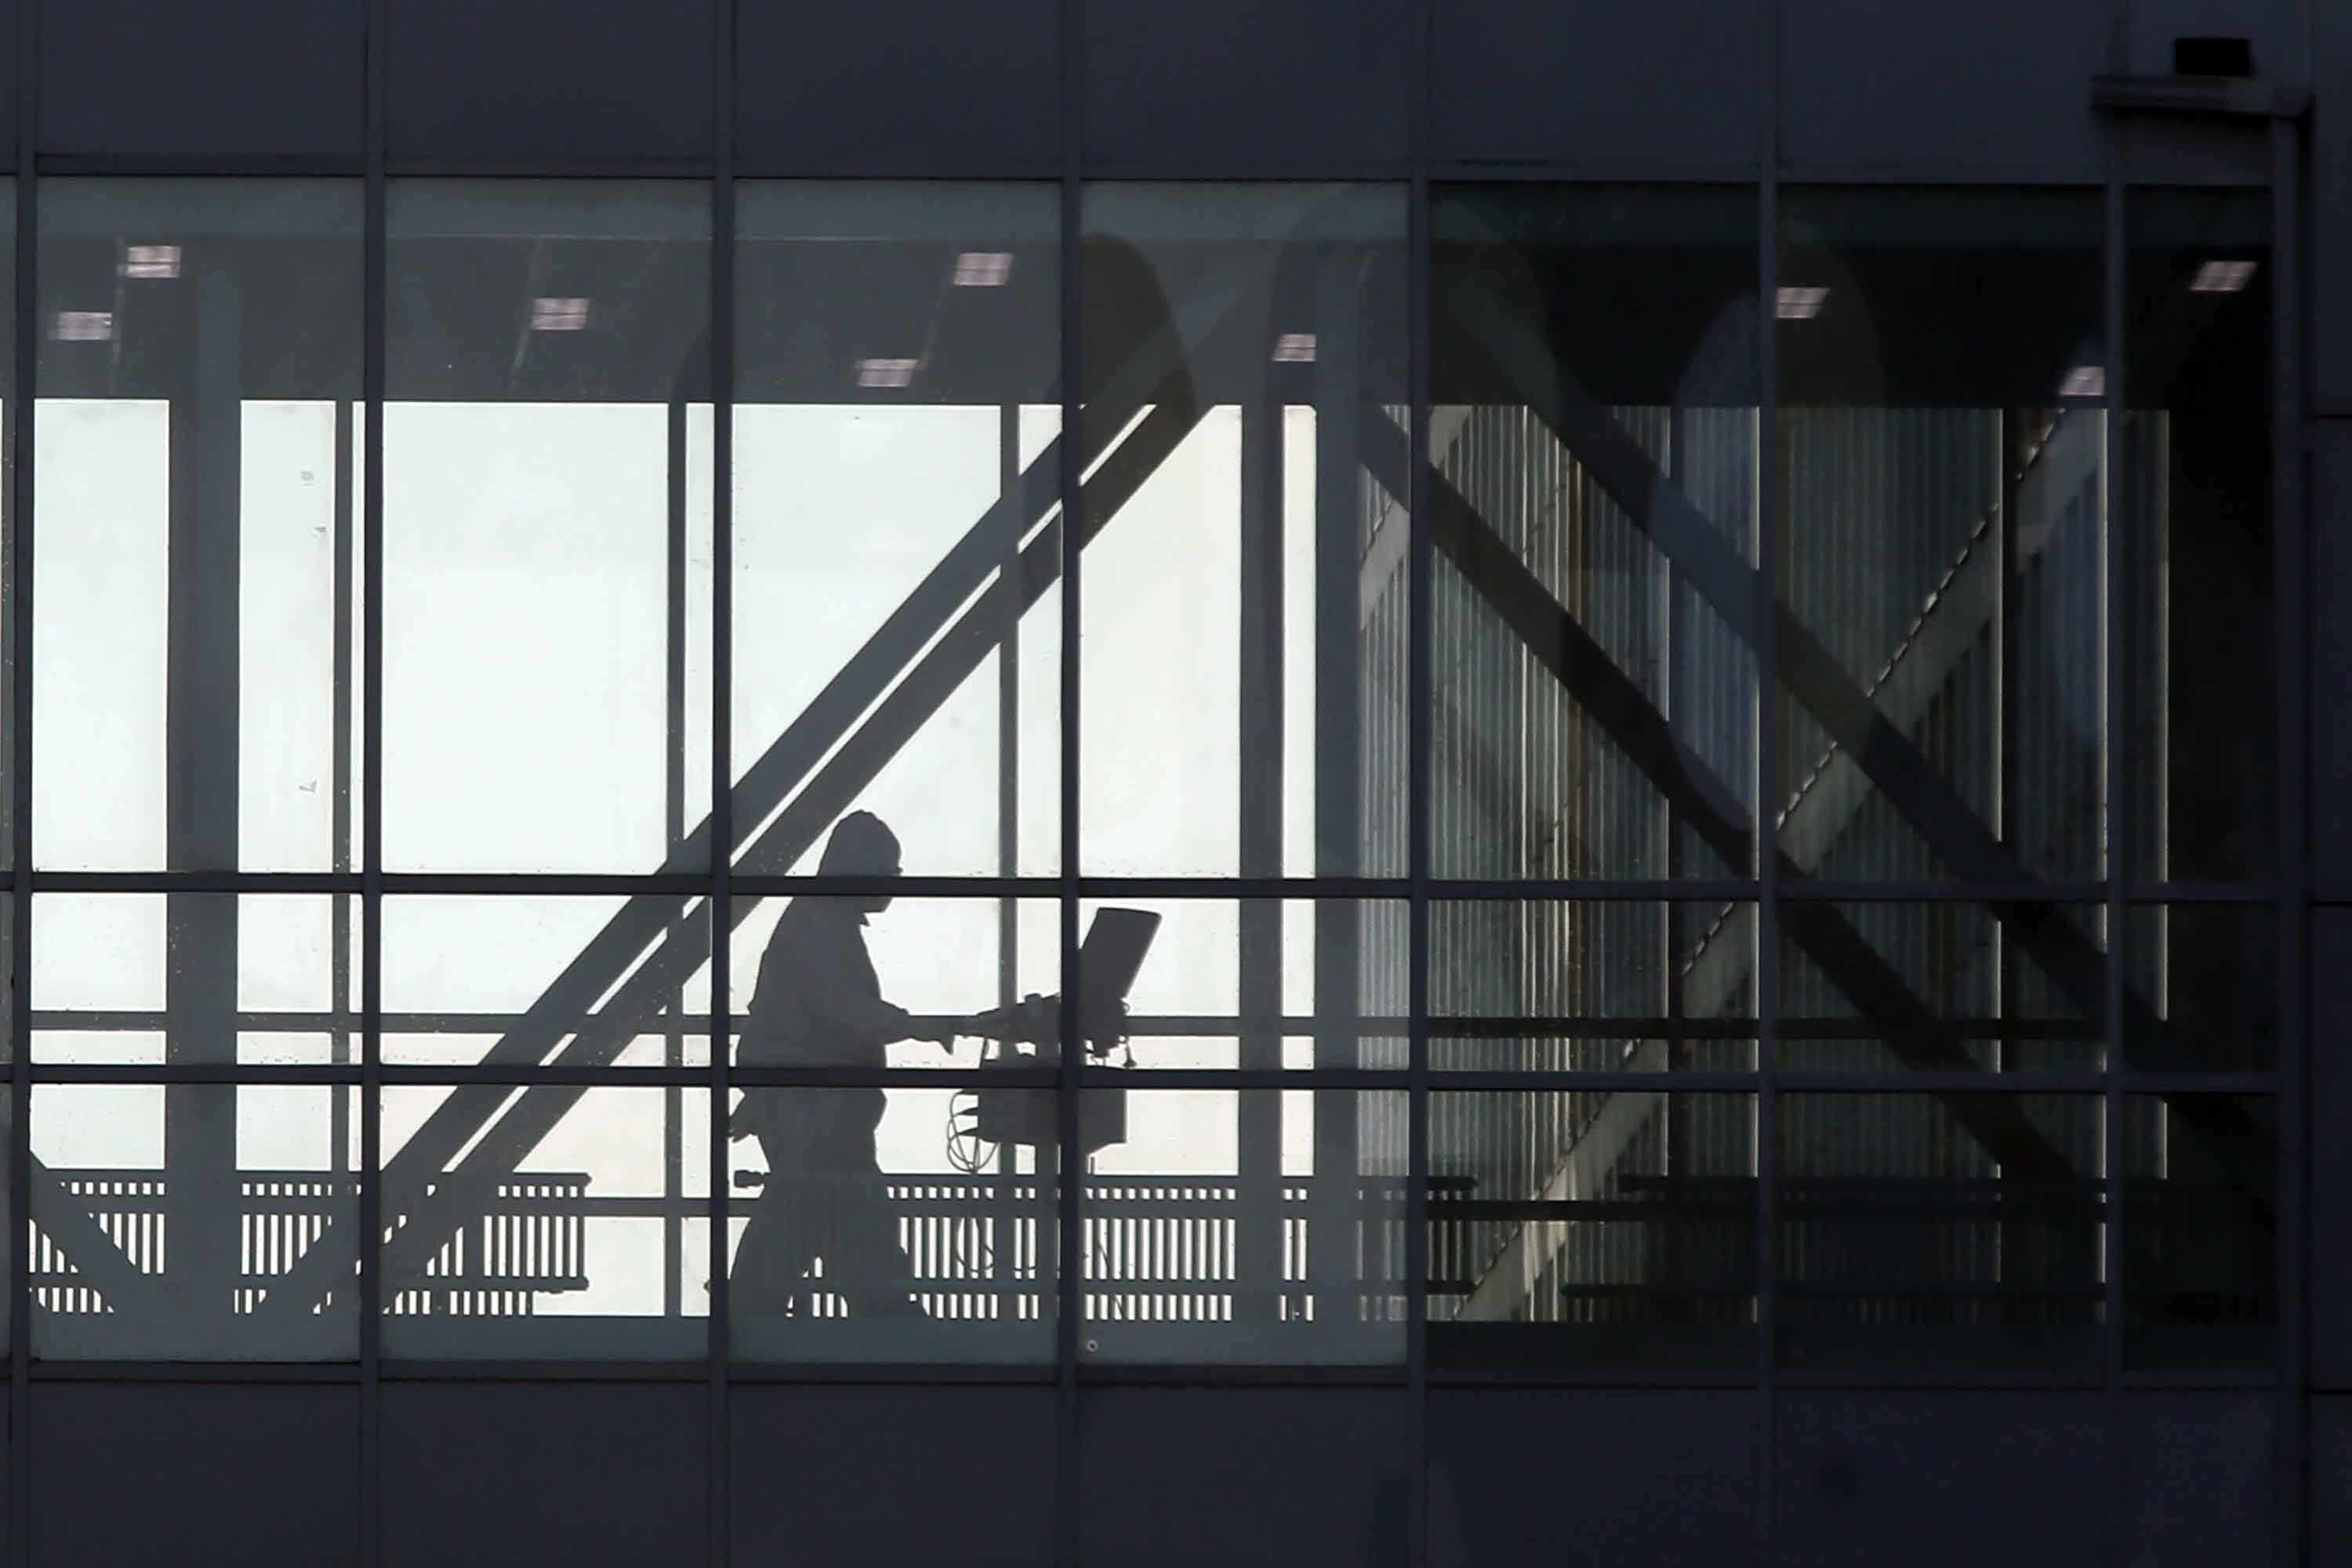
[{"xmin": 800, "ymin": 923, "xmax": 949, "ymax": 1048}]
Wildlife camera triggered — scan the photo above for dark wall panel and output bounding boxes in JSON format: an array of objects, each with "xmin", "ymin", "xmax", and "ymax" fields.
[
  {"xmin": 2318, "ymin": 429, "xmax": 2352, "ymax": 899},
  {"xmin": 33, "ymin": 1384, "xmax": 358, "ymax": 1568},
  {"xmin": 731, "ymin": 1385, "xmax": 1053, "ymax": 1568},
  {"xmin": 2322, "ymin": 2, "xmax": 2352, "ymax": 416},
  {"xmin": 1430, "ymin": 0, "xmax": 1756, "ymax": 170},
  {"xmin": 2122, "ymin": 1395, "xmax": 2270, "ymax": 1566},
  {"xmin": 1080, "ymin": 1388, "xmax": 1409, "ymax": 1568},
  {"xmin": 2318, "ymin": 906, "xmax": 2352, "ymax": 1385},
  {"xmin": 1773, "ymin": 1392, "xmax": 2104, "ymax": 1568},
  {"xmin": 1082, "ymin": 0, "xmax": 1411, "ymax": 166},
  {"xmin": 2319, "ymin": 1398, "xmax": 2352, "ymax": 1565},
  {"xmin": 42, "ymin": 0, "xmax": 358, "ymax": 158},
  {"xmin": 736, "ymin": 0, "xmax": 1058, "ymax": 165},
  {"xmin": 382, "ymin": 1383, "xmax": 704, "ymax": 1568},
  {"xmin": 1780, "ymin": 0, "xmax": 2107, "ymax": 179},
  {"xmin": 1428, "ymin": 1389, "xmax": 1754, "ymax": 1566},
  {"xmin": 388, "ymin": 0, "xmax": 713, "ymax": 161}
]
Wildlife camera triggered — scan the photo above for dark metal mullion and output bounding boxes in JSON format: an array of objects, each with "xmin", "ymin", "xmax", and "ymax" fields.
[
  {"xmin": 1236, "ymin": 397, "xmax": 1283, "ymax": 1321},
  {"xmin": 1054, "ymin": 45, "xmax": 1084, "ymax": 1566},
  {"xmin": 27, "ymin": 869, "xmax": 2297, "ymax": 903},
  {"xmin": 332, "ymin": 401, "xmax": 355, "ymax": 1183},
  {"xmin": 2268, "ymin": 114, "xmax": 2308, "ymax": 1568},
  {"xmin": 708, "ymin": 6, "xmax": 735, "ymax": 1563},
  {"xmin": 2101, "ymin": 176, "xmax": 2127, "ymax": 1520},
  {"xmin": 997, "ymin": 400, "xmax": 1023, "ymax": 1334},
  {"xmin": 663, "ymin": 397, "xmax": 688, "ymax": 1323},
  {"xmin": 358, "ymin": 0, "xmax": 387, "ymax": 1556},
  {"xmin": 1405, "ymin": 82, "xmax": 1433, "ymax": 1568},
  {"xmin": 1756, "ymin": 114, "xmax": 1784, "ymax": 1568},
  {"xmin": 9, "ymin": 27, "xmax": 34, "ymax": 1568}
]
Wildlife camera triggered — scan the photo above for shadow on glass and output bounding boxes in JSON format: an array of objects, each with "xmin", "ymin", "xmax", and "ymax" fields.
[
  {"xmin": 1777, "ymin": 900, "xmax": 2103, "ymax": 1073},
  {"xmin": 1432, "ymin": 899, "xmax": 1757, "ymax": 1073},
  {"xmin": 35, "ymin": 179, "xmax": 359, "ymax": 873},
  {"xmin": 378, "ymin": 1085, "xmax": 710, "ymax": 1360},
  {"xmin": 1430, "ymin": 186, "xmax": 1759, "ymax": 882},
  {"xmin": 1081, "ymin": 1088, "xmax": 1406, "ymax": 1365},
  {"xmin": 1777, "ymin": 1092, "xmax": 2103, "ymax": 1372},
  {"xmin": 733, "ymin": 183, "xmax": 1061, "ymax": 879},
  {"xmin": 31, "ymin": 1083, "xmax": 356, "ymax": 1359},
  {"xmin": 1428, "ymin": 1091, "xmax": 1756, "ymax": 1370},
  {"xmin": 1778, "ymin": 189, "xmax": 2104, "ymax": 886}
]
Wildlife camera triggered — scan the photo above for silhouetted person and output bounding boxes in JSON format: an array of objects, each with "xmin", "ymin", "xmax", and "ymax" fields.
[{"xmin": 731, "ymin": 811, "xmax": 951, "ymax": 1317}]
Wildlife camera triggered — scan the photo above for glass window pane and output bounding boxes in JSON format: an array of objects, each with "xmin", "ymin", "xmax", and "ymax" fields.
[
  {"xmin": 1080, "ymin": 183, "xmax": 1407, "ymax": 878},
  {"xmin": 1433, "ymin": 899, "xmax": 1756, "ymax": 1073},
  {"xmin": 1778, "ymin": 190, "xmax": 2105, "ymax": 884},
  {"xmin": 1064, "ymin": 898, "xmax": 1405, "ymax": 1072},
  {"xmin": 1429, "ymin": 1090, "xmax": 1756, "ymax": 1370},
  {"xmin": 32, "ymin": 1083, "xmax": 358, "ymax": 1359},
  {"xmin": 1777, "ymin": 900, "xmax": 2103, "ymax": 1074},
  {"xmin": 2125, "ymin": 904, "xmax": 2273, "ymax": 1073},
  {"xmin": 2125, "ymin": 190, "xmax": 2273, "ymax": 882},
  {"xmin": 34, "ymin": 891, "xmax": 356, "ymax": 1065},
  {"xmin": 383, "ymin": 895, "xmax": 710, "ymax": 1069},
  {"xmin": 728, "ymin": 1087, "xmax": 1054, "ymax": 1364},
  {"xmin": 386, "ymin": 180, "xmax": 711, "ymax": 874},
  {"xmin": 379, "ymin": 1084, "xmax": 710, "ymax": 1359},
  {"xmin": 1430, "ymin": 186, "xmax": 1759, "ymax": 881},
  {"xmin": 2125, "ymin": 1093, "xmax": 2274, "ymax": 1367},
  {"xmin": 728, "ymin": 895, "xmax": 1057, "ymax": 1077},
  {"xmin": 35, "ymin": 179, "xmax": 361, "ymax": 872},
  {"xmin": 734, "ymin": 184, "xmax": 1059, "ymax": 878},
  {"xmin": 1778, "ymin": 1092, "xmax": 2103, "ymax": 1372},
  {"xmin": 1083, "ymin": 1088, "xmax": 1406, "ymax": 1364}
]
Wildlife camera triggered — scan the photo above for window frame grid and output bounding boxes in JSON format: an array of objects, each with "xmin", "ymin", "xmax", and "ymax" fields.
[{"xmin": 0, "ymin": 131, "xmax": 2296, "ymax": 1568}]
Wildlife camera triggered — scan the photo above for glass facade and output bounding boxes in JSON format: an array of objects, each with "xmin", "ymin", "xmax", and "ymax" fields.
[{"xmin": 3, "ymin": 178, "xmax": 2280, "ymax": 1381}]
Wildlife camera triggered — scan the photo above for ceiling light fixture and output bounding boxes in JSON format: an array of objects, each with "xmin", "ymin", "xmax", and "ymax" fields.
[
  {"xmin": 121, "ymin": 244, "xmax": 180, "ymax": 280},
  {"xmin": 2058, "ymin": 365, "xmax": 2105, "ymax": 399},
  {"xmin": 1777, "ymin": 286, "xmax": 1828, "ymax": 321},
  {"xmin": 2189, "ymin": 259, "xmax": 2258, "ymax": 294},
  {"xmin": 530, "ymin": 297, "xmax": 591, "ymax": 332},
  {"xmin": 1272, "ymin": 332, "xmax": 1317, "ymax": 363},
  {"xmin": 856, "ymin": 357, "xmax": 920, "ymax": 389},
  {"xmin": 953, "ymin": 252, "xmax": 1014, "ymax": 287},
  {"xmin": 53, "ymin": 311, "xmax": 113, "ymax": 342}
]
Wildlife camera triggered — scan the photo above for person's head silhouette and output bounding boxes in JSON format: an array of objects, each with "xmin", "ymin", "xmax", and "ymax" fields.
[{"xmin": 820, "ymin": 811, "xmax": 902, "ymax": 912}]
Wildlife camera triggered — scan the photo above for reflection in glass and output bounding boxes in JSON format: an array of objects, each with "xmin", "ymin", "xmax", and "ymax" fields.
[
  {"xmin": 1778, "ymin": 190, "xmax": 2105, "ymax": 884},
  {"xmin": 735, "ymin": 184, "xmax": 1060, "ymax": 878},
  {"xmin": 1432, "ymin": 900, "xmax": 1755, "ymax": 1073},
  {"xmin": 1428, "ymin": 1091, "xmax": 1755, "ymax": 1369},
  {"xmin": 2125, "ymin": 905, "xmax": 2273, "ymax": 1073},
  {"xmin": 1777, "ymin": 900, "xmax": 2103, "ymax": 1073},
  {"xmin": 35, "ymin": 180, "xmax": 359, "ymax": 872},
  {"xmin": 34, "ymin": 892, "xmax": 356, "ymax": 1065},
  {"xmin": 379, "ymin": 1086, "xmax": 710, "ymax": 1359},
  {"xmin": 386, "ymin": 181, "xmax": 711, "ymax": 873},
  {"xmin": 32, "ymin": 1083, "xmax": 357, "ymax": 1359},
  {"xmin": 1081, "ymin": 184, "xmax": 1407, "ymax": 878},
  {"xmin": 383, "ymin": 895, "xmax": 710, "ymax": 1068},
  {"xmin": 728, "ymin": 891, "xmax": 1058, "ymax": 1077},
  {"xmin": 1082, "ymin": 1090, "xmax": 1405, "ymax": 1363},
  {"xmin": 2125, "ymin": 1094, "xmax": 2274, "ymax": 1367},
  {"xmin": 2125, "ymin": 191, "xmax": 2274, "ymax": 881},
  {"xmin": 728, "ymin": 1088, "xmax": 1054, "ymax": 1364},
  {"xmin": 1778, "ymin": 1093, "xmax": 2103, "ymax": 1370},
  {"xmin": 1430, "ymin": 186, "xmax": 1759, "ymax": 880},
  {"xmin": 1072, "ymin": 898, "xmax": 1406, "ymax": 1072}
]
